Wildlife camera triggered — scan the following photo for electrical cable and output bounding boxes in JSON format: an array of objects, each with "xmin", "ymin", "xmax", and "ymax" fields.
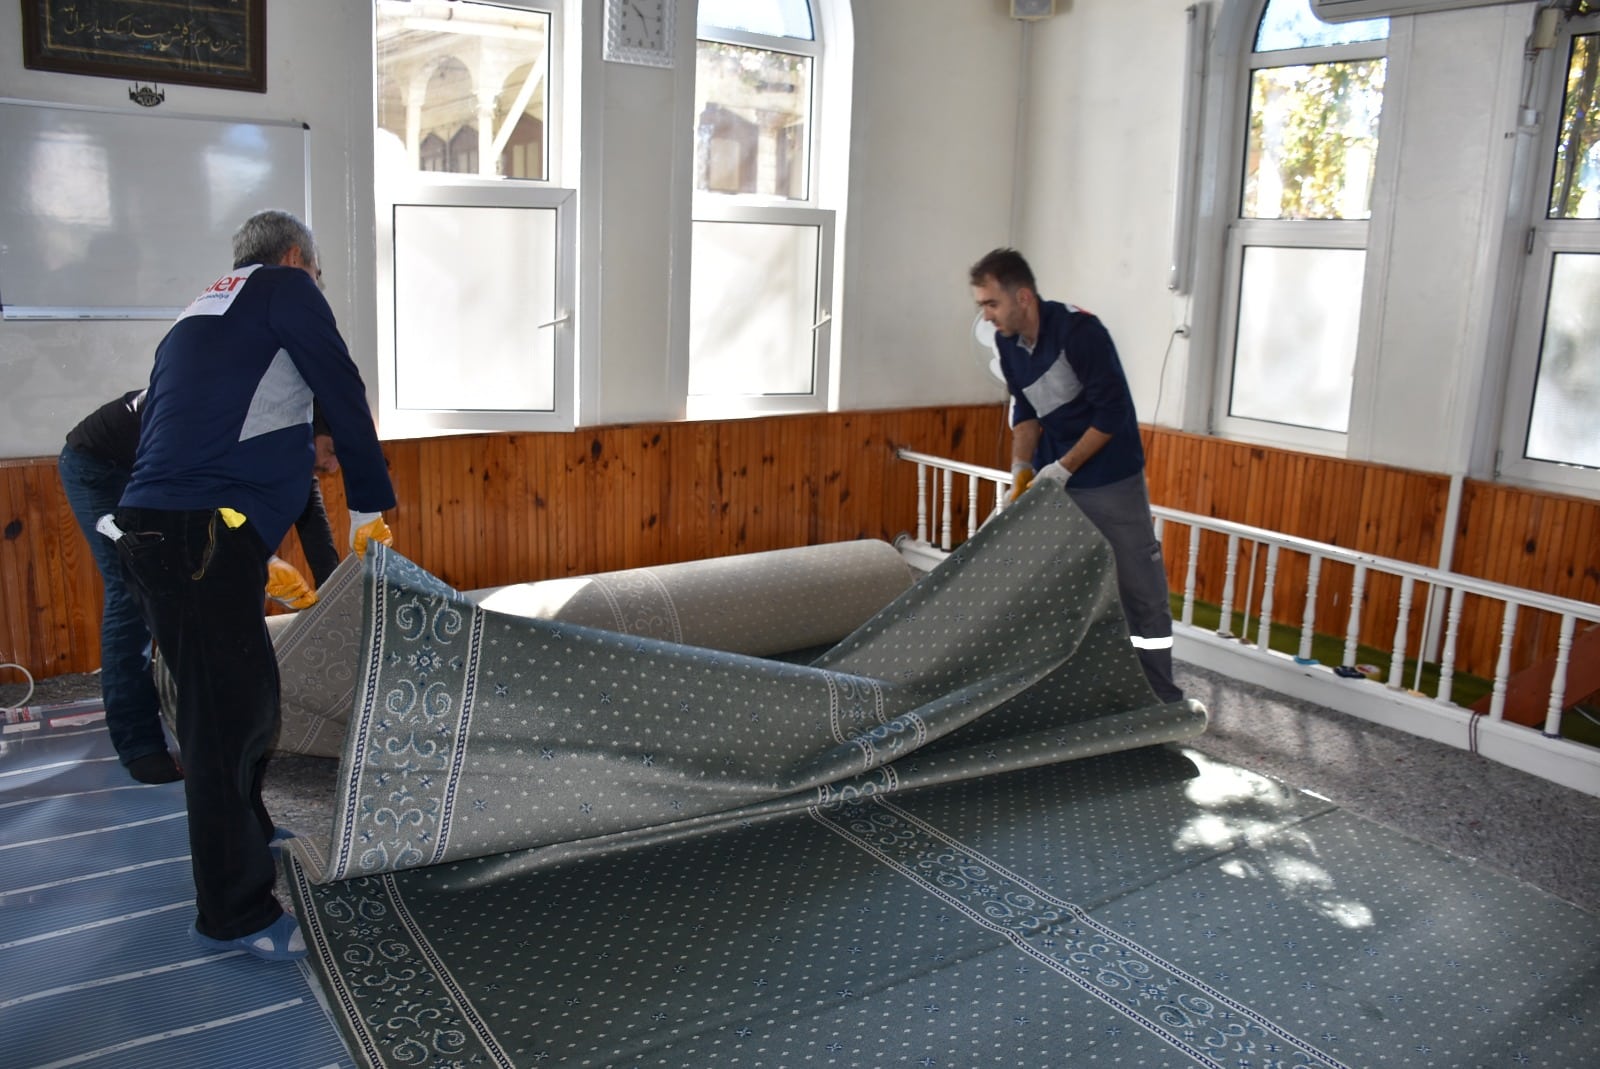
[
  {"xmin": 1, "ymin": 662, "xmax": 36, "ymax": 720},
  {"xmin": 1152, "ymin": 325, "xmax": 1184, "ymax": 427}
]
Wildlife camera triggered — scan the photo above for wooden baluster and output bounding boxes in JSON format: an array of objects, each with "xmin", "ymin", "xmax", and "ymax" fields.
[
  {"xmin": 1218, "ymin": 533, "xmax": 1240, "ymax": 638},
  {"xmin": 1388, "ymin": 575, "xmax": 1415, "ymax": 690},
  {"xmin": 1296, "ymin": 554, "xmax": 1322, "ymax": 664},
  {"xmin": 916, "ymin": 462, "xmax": 928, "ymax": 546},
  {"xmin": 1257, "ymin": 544, "xmax": 1279, "ymax": 653},
  {"xmin": 1435, "ymin": 586, "xmax": 1465, "ymax": 705},
  {"xmin": 1544, "ymin": 613, "xmax": 1577, "ymax": 738},
  {"xmin": 1487, "ymin": 601, "xmax": 1518, "ymax": 721},
  {"xmin": 1342, "ymin": 562, "xmax": 1367, "ymax": 670},
  {"xmin": 1182, "ymin": 524, "xmax": 1200, "ymax": 626}
]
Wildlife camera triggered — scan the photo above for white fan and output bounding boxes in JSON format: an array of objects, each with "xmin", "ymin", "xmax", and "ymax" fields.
[{"xmin": 972, "ymin": 313, "xmax": 1005, "ymax": 385}]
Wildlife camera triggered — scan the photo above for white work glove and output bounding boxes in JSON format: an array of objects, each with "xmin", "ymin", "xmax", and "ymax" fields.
[
  {"xmin": 1035, "ymin": 460, "xmax": 1071, "ymax": 487},
  {"xmin": 349, "ymin": 510, "xmax": 394, "ymax": 558},
  {"xmin": 266, "ymin": 556, "xmax": 318, "ymax": 610},
  {"xmin": 1006, "ymin": 462, "xmax": 1034, "ymax": 503}
]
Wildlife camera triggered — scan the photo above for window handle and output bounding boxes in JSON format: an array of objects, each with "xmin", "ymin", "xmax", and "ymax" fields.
[
  {"xmin": 536, "ymin": 312, "xmax": 571, "ymax": 330},
  {"xmin": 810, "ymin": 312, "xmax": 832, "ymax": 333}
]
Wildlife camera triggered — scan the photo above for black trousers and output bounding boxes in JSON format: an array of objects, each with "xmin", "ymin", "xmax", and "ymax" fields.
[
  {"xmin": 115, "ymin": 506, "xmax": 283, "ymax": 940},
  {"xmin": 294, "ymin": 476, "xmax": 340, "ymax": 587}
]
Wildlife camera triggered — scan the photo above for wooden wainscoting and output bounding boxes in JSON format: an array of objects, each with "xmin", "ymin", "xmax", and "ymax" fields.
[
  {"xmin": 1142, "ymin": 428, "xmax": 1451, "ymax": 671},
  {"xmin": 0, "ymin": 406, "xmax": 1010, "ymax": 681},
  {"xmin": 4, "ymin": 411, "xmax": 1594, "ymax": 686},
  {"xmin": 1453, "ymin": 478, "xmax": 1600, "ymax": 679},
  {"xmin": 1142, "ymin": 427, "xmax": 1600, "ymax": 681}
]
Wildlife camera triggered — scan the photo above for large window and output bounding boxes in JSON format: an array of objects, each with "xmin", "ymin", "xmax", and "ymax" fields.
[
  {"xmin": 1215, "ymin": 0, "xmax": 1389, "ymax": 450},
  {"xmin": 1501, "ymin": 18, "xmax": 1600, "ymax": 493},
  {"xmin": 374, "ymin": 0, "xmax": 575, "ymax": 435},
  {"xmin": 689, "ymin": 0, "xmax": 836, "ymax": 416}
]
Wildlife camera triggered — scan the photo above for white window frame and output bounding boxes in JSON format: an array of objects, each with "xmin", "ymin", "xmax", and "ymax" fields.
[
  {"xmin": 687, "ymin": 11, "xmax": 837, "ymax": 420},
  {"xmin": 1496, "ymin": 13, "xmax": 1600, "ymax": 497},
  {"xmin": 1196, "ymin": 2, "xmax": 1402, "ymax": 456},
  {"xmin": 377, "ymin": 179, "xmax": 576, "ymax": 434},
  {"xmin": 373, "ymin": 0, "xmax": 579, "ymax": 438}
]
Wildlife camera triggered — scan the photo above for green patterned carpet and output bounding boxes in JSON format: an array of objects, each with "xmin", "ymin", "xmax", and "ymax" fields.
[
  {"xmin": 289, "ymin": 743, "xmax": 1599, "ymax": 1068},
  {"xmin": 273, "ymin": 490, "xmax": 1598, "ymax": 1068}
]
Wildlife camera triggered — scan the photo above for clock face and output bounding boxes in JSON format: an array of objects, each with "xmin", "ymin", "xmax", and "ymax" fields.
[
  {"xmin": 605, "ymin": 0, "xmax": 675, "ymax": 67},
  {"xmin": 620, "ymin": 0, "xmax": 663, "ymax": 49}
]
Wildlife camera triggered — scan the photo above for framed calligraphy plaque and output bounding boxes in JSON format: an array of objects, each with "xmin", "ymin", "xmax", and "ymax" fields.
[{"xmin": 20, "ymin": 1, "xmax": 266, "ymax": 93}]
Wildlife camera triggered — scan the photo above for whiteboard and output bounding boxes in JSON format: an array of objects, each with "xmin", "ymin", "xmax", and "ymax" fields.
[{"xmin": 0, "ymin": 99, "xmax": 308, "ymax": 319}]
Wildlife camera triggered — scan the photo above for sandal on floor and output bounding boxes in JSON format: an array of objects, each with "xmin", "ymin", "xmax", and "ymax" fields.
[{"xmin": 192, "ymin": 913, "xmax": 308, "ymax": 962}]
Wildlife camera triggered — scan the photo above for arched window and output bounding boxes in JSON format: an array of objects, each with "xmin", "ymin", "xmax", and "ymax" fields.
[
  {"xmin": 497, "ymin": 60, "xmax": 547, "ymax": 180},
  {"xmin": 448, "ymin": 125, "xmax": 479, "ymax": 175},
  {"xmin": 418, "ymin": 132, "xmax": 447, "ymax": 173},
  {"xmin": 688, "ymin": 0, "xmax": 848, "ymax": 416},
  {"xmin": 1213, "ymin": 0, "xmax": 1390, "ymax": 451}
]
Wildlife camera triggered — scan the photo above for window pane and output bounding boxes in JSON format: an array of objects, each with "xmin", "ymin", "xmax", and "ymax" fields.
[
  {"xmin": 1548, "ymin": 34, "xmax": 1600, "ymax": 220},
  {"xmin": 393, "ymin": 204, "xmax": 557, "ymax": 412},
  {"xmin": 376, "ymin": 1, "xmax": 550, "ymax": 181},
  {"xmin": 1255, "ymin": 0, "xmax": 1386, "ymax": 52},
  {"xmin": 698, "ymin": 0, "xmax": 813, "ymax": 40},
  {"xmin": 1526, "ymin": 253, "xmax": 1600, "ymax": 468},
  {"xmin": 1230, "ymin": 246, "xmax": 1365, "ymax": 432},
  {"xmin": 695, "ymin": 42, "xmax": 812, "ymax": 200},
  {"xmin": 1243, "ymin": 60, "xmax": 1385, "ymax": 220},
  {"xmin": 689, "ymin": 221, "xmax": 819, "ymax": 396}
]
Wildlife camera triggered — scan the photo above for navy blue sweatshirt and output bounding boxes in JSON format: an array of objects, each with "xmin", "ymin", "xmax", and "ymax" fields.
[
  {"xmin": 998, "ymin": 299, "xmax": 1146, "ymax": 489},
  {"xmin": 123, "ymin": 263, "xmax": 395, "ymax": 548}
]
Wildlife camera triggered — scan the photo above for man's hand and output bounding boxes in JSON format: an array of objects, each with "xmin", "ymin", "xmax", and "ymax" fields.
[
  {"xmin": 349, "ymin": 510, "xmax": 393, "ymax": 558},
  {"xmin": 313, "ymin": 434, "xmax": 340, "ymax": 474},
  {"xmin": 1035, "ymin": 460, "xmax": 1071, "ymax": 487},
  {"xmin": 1006, "ymin": 462, "xmax": 1034, "ymax": 503},
  {"xmin": 266, "ymin": 556, "xmax": 318, "ymax": 610}
]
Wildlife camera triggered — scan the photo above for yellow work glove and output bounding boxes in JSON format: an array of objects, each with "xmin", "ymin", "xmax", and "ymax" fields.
[
  {"xmin": 266, "ymin": 555, "xmax": 318, "ymax": 610},
  {"xmin": 349, "ymin": 510, "xmax": 394, "ymax": 559},
  {"xmin": 1007, "ymin": 463, "xmax": 1034, "ymax": 503}
]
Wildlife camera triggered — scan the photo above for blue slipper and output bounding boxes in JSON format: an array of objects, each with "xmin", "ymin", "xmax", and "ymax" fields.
[
  {"xmin": 268, "ymin": 826, "xmax": 296, "ymax": 861},
  {"xmin": 192, "ymin": 913, "xmax": 307, "ymax": 962}
]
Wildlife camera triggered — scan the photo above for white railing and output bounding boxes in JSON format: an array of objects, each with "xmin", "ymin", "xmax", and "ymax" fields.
[{"xmin": 895, "ymin": 449, "xmax": 1600, "ymax": 796}]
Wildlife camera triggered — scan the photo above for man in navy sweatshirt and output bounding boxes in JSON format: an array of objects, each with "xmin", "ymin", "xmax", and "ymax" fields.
[
  {"xmin": 113, "ymin": 210, "xmax": 397, "ymax": 961},
  {"xmin": 970, "ymin": 247, "xmax": 1182, "ymax": 705}
]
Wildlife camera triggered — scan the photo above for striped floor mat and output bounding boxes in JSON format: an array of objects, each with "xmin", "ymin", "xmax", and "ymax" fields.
[{"xmin": 0, "ymin": 709, "xmax": 353, "ymax": 1069}]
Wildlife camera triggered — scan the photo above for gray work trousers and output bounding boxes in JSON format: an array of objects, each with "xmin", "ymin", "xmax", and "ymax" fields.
[{"xmin": 1066, "ymin": 471, "xmax": 1183, "ymax": 703}]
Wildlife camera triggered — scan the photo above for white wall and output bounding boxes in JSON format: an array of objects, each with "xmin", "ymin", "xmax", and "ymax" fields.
[
  {"xmin": 0, "ymin": 0, "xmax": 1558, "ymax": 491},
  {"xmin": 0, "ymin": 0, "xmax": 1025, "ymax": 456},
  {"xmin": 0, "ymin": 0, "xmax": 376, "ymax": 458},
  {"xmin": 1023, "ymin": 0, "xmax": 1196, "ymax": 427},
  {"xmin": 834, "ymin": 0, "xmax": 1022, "ymax": 411}
]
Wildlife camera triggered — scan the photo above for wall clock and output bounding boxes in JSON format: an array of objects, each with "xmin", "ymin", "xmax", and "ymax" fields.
[{"xmin": 604, "ymin": 0, "xmax": 676, "ymax": 68}]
